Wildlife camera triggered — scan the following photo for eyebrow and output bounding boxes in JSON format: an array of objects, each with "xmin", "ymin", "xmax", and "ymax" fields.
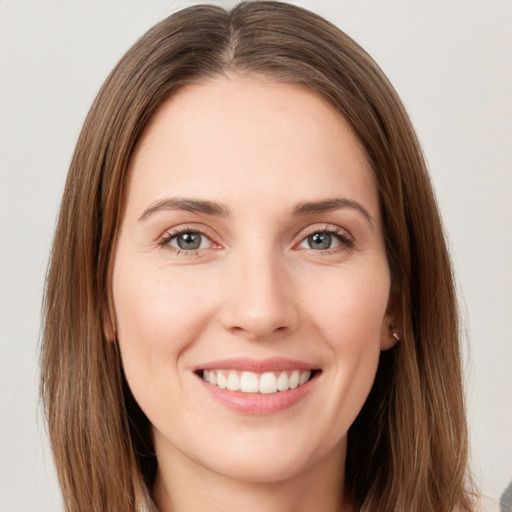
[
  {"xmin": 292, "ymin": 198, "xmax": 374, "ymax": 227},
  {"xmin": 138, "ymin": 198, "xmax": 229, "ymax": 221},
  {"xmin": 138, "ymin": 196, "xmax": 373, "ymax": 226}
]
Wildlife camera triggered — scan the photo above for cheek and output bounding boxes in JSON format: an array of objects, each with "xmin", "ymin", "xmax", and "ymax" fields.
[
  {"xmin": 112, "ymin": 261, "xmax": 213, "ymax": 375},
  {"xmin": 304, "ymin": 265, "xmax": 390, "ymax": 346},
  {"xmin": 302, "ymin": 264, "xmax": 389, "ymax": 403},
  {"xmin": 111, "ymin": 262, "xmax": 217, "ymax": 432}
]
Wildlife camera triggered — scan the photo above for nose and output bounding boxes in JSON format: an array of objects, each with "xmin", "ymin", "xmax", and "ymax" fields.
[{"xmin": 220, "ymin": 249, "xmax": 299, "ymax": 341}]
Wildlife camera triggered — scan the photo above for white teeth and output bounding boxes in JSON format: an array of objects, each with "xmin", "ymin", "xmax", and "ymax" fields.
[
  {"xmin": 217, "ymin": 371, "xmax": 227, "ymax": 389},
  {"xmin": 299, "ymin": 370, "xmax": 311, "ymax": 386},
  {"xmin": 240, "ymin": 372, "xmax": 259, "ymax": 392},
  {"xmin": 227, "ymin": 372, "xmax": 240, "ymax": 391},
  {"xmin": 202, "ymin": 369, "xmax": 314, "ymax": 394},
  {"xmin": 259, "ymin": 372, "xmax": 277, "ymax": 394},
  {"xmin": 277, "ymin": 371, "xmax": 289, "ymax": 391},
  {"xmin": 289, "ymin": 370, "xmax": 300, "ymax": 389}
]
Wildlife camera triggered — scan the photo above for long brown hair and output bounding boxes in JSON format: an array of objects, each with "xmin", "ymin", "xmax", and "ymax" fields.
[{"xmin": 41, "ymin": 2, "xmax": 475, "ymax": 511}]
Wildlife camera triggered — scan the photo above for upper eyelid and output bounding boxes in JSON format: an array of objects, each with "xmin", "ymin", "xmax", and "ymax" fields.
[
  {"xmin": 159, "ymin": 223, "xmax": 217, "ymax": 240},
  {"xmin": 295, "ymin": 223, "xmax": 353, "ymax": 240},
  {"xmin": 162, "ymin": 229, "xmax": 212, "ymax": 243}
]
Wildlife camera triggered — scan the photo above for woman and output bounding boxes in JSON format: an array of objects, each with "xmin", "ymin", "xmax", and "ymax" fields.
[{"xmin": 40, "ymin": 2, "xmax": 475, "ymax": 511}]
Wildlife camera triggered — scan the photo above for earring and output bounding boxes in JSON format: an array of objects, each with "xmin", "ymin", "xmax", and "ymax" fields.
[{"xmin": 392, "ymin": 332, "xmax": 400, "ymax": 342}]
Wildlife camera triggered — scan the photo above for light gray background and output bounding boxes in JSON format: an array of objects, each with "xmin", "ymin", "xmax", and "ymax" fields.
[{"xmin": 1, "ymin": 1, "xmax": 511, "ymax": 511}]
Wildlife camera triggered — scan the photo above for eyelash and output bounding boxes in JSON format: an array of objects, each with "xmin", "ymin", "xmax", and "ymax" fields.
[
  {"xmin": 296, "ymin": 225, "xmax": 354, "ymax": 255},
  {"xmin": 158, "ymin": 227, "xmax": 215, "ymax": 256},
  {"xmin": 158, "ymin": 225, "xmax": 354, "ymax": 256}
]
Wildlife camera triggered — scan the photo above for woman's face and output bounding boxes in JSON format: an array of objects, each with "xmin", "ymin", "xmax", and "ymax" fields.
[{"xmin": 112, "ymin": 75, "xmax": 395, "ymax": 484}]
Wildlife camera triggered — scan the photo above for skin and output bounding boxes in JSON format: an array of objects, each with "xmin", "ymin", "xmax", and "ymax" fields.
[{"xmin": 111, "ymin": 75, "xmax": 397, "ymax": 512}]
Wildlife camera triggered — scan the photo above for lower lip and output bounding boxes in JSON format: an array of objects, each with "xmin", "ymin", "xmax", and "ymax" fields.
[{"xmin": 196, "ymin": 373, "xmax": 318, "ymax": 415}]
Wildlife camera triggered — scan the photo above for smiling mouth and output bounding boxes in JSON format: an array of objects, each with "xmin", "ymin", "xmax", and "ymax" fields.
[{"xmin": 198, "ymin": 369, "xmax": 319, "ymax": 394}]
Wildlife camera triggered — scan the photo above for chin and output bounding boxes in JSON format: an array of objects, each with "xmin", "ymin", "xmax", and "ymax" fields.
[
  {"xmin": 203, "ymin": 451, "xmax": 316, "ymax": 484},
  {"xmin": 187, "ymin": 428, "xmax": 346, "ymax": 485}
]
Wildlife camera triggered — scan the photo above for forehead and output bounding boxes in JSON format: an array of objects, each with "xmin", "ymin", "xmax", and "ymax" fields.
[{"xmin": 125, "ymin": 75, "xmax": 378, "ymax": 219}]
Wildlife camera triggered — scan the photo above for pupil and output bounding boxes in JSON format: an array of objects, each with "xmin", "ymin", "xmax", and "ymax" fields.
[
  {"xmin": 178, "ymin": 232, "xmax": 201, "ymax": 250},
  {"xmin": 309, "ymin": 232, "xmax": 331, "ymax": 250}
]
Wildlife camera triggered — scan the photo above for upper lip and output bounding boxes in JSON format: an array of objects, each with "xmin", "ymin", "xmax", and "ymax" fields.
[{"xmin": 195, "ymin": 357, "xmax": 319, "ymax": 373}]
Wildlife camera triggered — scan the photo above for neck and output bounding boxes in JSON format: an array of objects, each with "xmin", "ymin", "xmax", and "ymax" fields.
[{"xmin": 152, "ymin": 439, "xmax": 352, "ymax": 512}]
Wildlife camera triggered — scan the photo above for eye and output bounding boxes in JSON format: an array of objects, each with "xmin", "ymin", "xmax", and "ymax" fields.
[
  {"xmin": 297, "ymin": 227, "xmax": 353, "ymax": 252},
  {"xmin": 172, "ymin": 232, "xmax": 205, "ymax": 250},
  {"xmin": 305, "ymin": 232, "xmax": 337, "ymax": 250},
  {"xmin": 160, "ymin": 230, "xmax": 214, "ymax": 253}
]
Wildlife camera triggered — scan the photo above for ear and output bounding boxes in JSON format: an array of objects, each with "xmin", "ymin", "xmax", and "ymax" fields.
[
  {"xmin": 380, "ymin": 322, "xmax": 400, "ymax": 351},
  {"xmin": 380, "ymin": 282, "xmax": 402, "ymax": 351}
]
